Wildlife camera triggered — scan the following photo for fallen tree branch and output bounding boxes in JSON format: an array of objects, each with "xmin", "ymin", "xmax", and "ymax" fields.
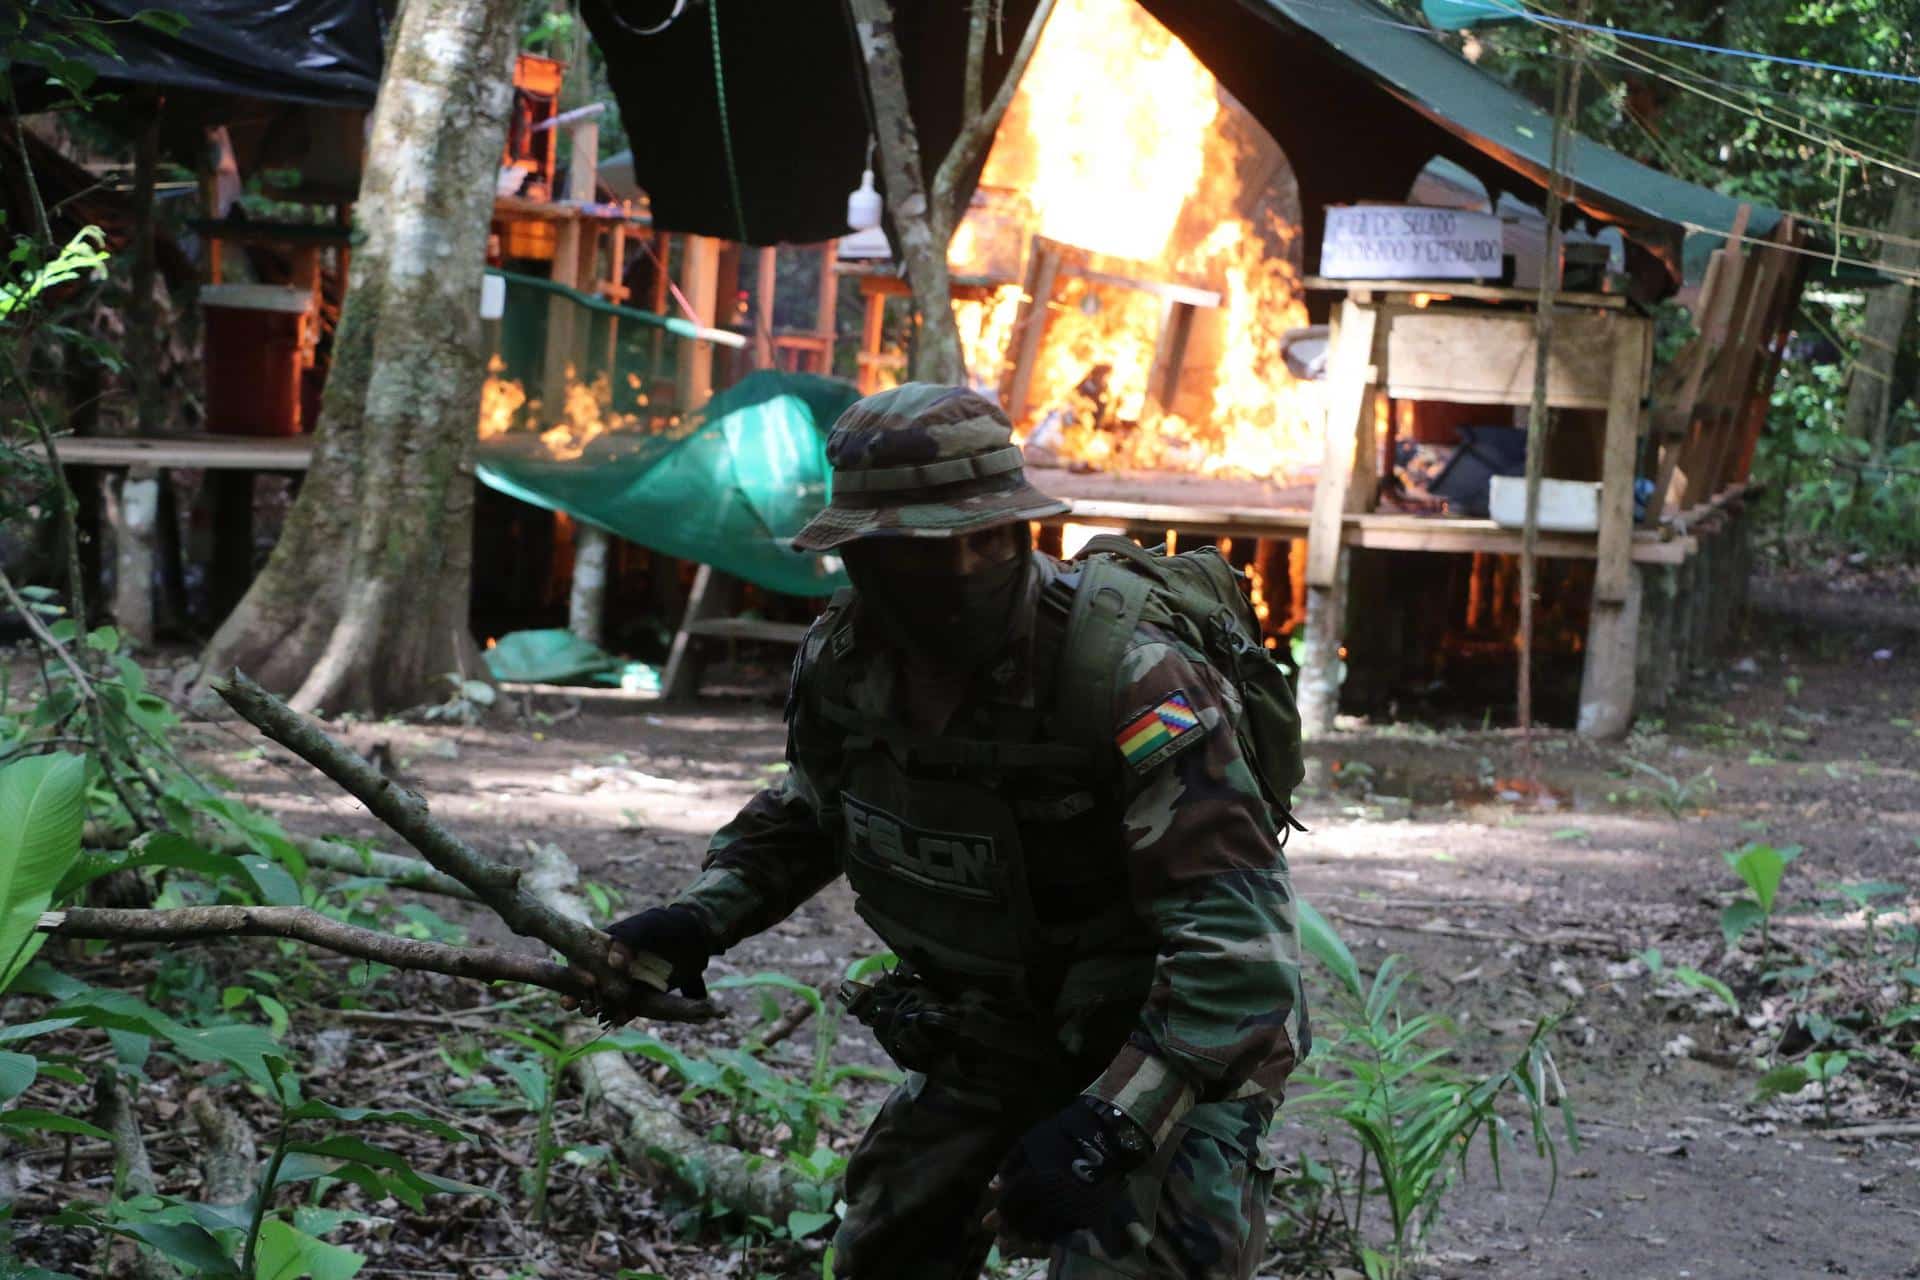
[
  {"xmin": 189, "ymin": 1097, "xmax": 258, "ymax": 1207},
  {"xmin": 1824, "ymin": 1121, "xmax": 1920, "ymax": 1143},
  {"xmin": 92, "ymin": 1070, "xmax": 168, "ymax": 1280},
  {"xmin": 36, "ymin": 906, "xmax": 714, "ymax": 1022},
  {"xmin": 524, "ymin": 846, "xmax": 820, "ymax": 1220},
  {"xmin": 1318, "ymin": 906, "xmax": 1621, "ymax": 953},
  {"xmin": 213, "ymin": 671, "xmax": 668, "ymax": 1019}
]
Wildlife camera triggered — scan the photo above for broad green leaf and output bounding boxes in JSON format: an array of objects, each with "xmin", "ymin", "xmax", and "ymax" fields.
[
  {"xmin": 54, "ymin": 834, "xmax": 238, "ymax": 902},
  {"xmin": 253, "ymin": 1217, "xmax": 364, "ymax": 1280},
  {"xmin": 0, "ymin": 1051, "xmax": 35, "ymax": 1101},
  {"xmin": 0, "ymin": 754, "xmax": 88, "ymax": 991},
  {"xmin": 286, "ymin": 1100, "xmax": 470, "ymax": 1143},
  {"xmin": 787, "ymin": 1209, "xmax": 836, "ymax": 1239},
  {"xmin": 1296, "ymin": 897, "xmax": 1360, "ymax": 1001},
  {"xmin": 1720, "ymin": 899, "xmax": 1765, "ymax": 948},
  {"xmin": 52, "ymin": 990, "xmax": 279, "ymax": 1086},
  {"xmin": 0, "ymin": 1017, "xmax": 81, "ymax": 1044},
  {"xmin": 1724, "ymin": 843, "xmax": 1800, "ymax": 915},
  {"xmin": 105, "ymin": 1221, "xmax": 240, "ymax": 1277},
  {"xmin": 0, "ymin": 1106, "xmax": 111, "ymax": 1139}
]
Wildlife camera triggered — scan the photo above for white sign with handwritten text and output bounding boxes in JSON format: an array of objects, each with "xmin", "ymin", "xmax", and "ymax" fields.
[{"xmin": 1320, "ymin": 205, "xmax": 1504, "ymax": 280}]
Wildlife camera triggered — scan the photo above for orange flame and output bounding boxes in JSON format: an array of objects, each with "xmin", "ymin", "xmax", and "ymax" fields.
[
  {"xmin": 478, "ymin": 356, "xmax": 681, "ymax": 459},
  {"xmin": 965, "ymin": 0, "xmax": 1317, "ymax": 481}
]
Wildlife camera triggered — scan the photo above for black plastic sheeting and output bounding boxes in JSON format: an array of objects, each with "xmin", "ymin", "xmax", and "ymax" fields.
[
  {"xmin": 36, "ymin": 0, "xmax": 385, "ymax": 110},
  {"xmin": 580, "ymin": 0, "xmax": 1034, "ymax": 247}
]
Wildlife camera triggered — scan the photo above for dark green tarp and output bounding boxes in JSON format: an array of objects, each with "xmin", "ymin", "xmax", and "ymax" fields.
[{"xmin": 476, "ymin": 371, "xmax": 856, "ymax": 599}]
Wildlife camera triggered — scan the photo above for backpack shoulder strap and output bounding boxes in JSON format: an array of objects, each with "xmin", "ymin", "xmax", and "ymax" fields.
[{"xmin": 1053, "ymin": 552, "xmax": 1155, "ymax": 757}]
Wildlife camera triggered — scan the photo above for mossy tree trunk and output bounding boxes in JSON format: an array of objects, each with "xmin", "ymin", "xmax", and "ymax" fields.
[{"xmin": 196, "ymin": 0, "xmax": 519, "ymax": 713}]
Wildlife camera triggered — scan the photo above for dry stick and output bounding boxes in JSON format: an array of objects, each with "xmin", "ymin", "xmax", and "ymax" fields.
[
  {"xmin": 1518, "ymin": 4, "xmax": 1587, "ymax": 746},
  {"xmin": 41, "ymin": 905, "xmax": 580, "ymax": 996},
  {"xmin": 211, "ymin": 670, "xmax": 696, "ymax": 1022}
]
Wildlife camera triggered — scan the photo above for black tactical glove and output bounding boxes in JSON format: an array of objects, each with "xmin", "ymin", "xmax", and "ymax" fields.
[
  {"xmin": 604, "ymin": 905, "xmax": 715, "ymax": 1000},
  {"xmin": 994, "ymin": 1097, "xmax": 1152, "ymax": 1243}
]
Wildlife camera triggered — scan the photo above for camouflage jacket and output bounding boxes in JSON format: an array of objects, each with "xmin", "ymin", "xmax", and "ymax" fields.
[{"xmin": 671, "ymin": 552, "xmax": 1305, "ymax": 1145}]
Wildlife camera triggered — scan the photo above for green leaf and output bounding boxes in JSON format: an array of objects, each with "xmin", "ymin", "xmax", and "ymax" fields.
[
  {"xmin": 107, "ymin": 1221, "xmax": 240, "ymax": 1277},
  {"xmin": 1724, "ymin": 843, "xmax": 1800, "ymax": 915},
  {"xmin": 0, "ymin": 753, "xmax": 88, "ymax": 991},
  {"xmin": 0, "ymin": 1016, "xmax": 81, "ymax": 1044},
  {"xmin": 253, "ymin": 1217, "xmax": 364, "ymax": 1280},
  {"xmin": 52, "ymin": 989, "xmax": 280, "ymax": 1086},
  {"xmin": 1720, "ymin": 898, "xmax": 1765, "ymax": 948},
  {"xmin": 0, "ymin": 1106, "xmax": 111, "ymax": 1139},
  {"xmin": 1296, "ymin": 897, "xmax": 1361, "ymax": 1001},
  {"xmin": 0, "ymin": 1050, "xmax": 36, "ymax": 1102},
  {"xmin": 1753, "ymin": 1064, "xmax": 1811, "ymax": 1100},
  {"xmin": 285, "ymin": 1100, "xmax": 471, "ymax": 1143},
  {"xmin": 1671, "ymin": 966, "xmax": 1739, "ymax": 1017},
  {"xmin": 786, "ymin": 1209, "xmax": 836, "ymax": 1239}
]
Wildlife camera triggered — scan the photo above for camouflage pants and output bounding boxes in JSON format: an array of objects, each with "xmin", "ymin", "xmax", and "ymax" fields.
[{"xmin": 830, "ymin": 1075, "xmax": 1274, "ymax": 1280}]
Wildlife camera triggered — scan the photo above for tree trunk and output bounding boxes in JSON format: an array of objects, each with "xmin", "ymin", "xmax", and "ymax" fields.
[
  {"xmin": 195, "ymin": 0, "xmax": 518, "ymax": 713},
  {"xmin": 1842, "ymin": 109, "xmax": 1920, "ymax": 460},
  {"xmin": 844, "ymin": 0, "xmax": 1055, "ymax": 385},
  {"xmin": 845, "ymin": 0, "xmax": 966, "ymax": 382}
]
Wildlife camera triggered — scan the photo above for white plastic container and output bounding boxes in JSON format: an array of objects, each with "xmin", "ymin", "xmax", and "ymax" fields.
[{"xmin": 1487, "ymin": 475, "xmax": 1601, "ymax": 533}]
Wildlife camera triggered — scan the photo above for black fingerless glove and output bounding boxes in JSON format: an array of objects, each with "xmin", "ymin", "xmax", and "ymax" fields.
[
  {"xmin": 605, "ymin": 904, "xmax": 715, "ymax": 999},
  {"xmin": 996, "ymin": 1098, "xmax": 1153, "ymax": 1243}
]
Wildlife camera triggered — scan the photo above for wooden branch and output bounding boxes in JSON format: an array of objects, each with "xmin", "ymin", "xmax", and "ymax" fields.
[
  {"xmin": 932, "ymin": 0, "xmax": 1057, "ymax": 235},
  {"xmin": 522, "ymin": 846, "xmax": 819, "ymax": 1219},
  {"xmin": 212, "ymin": 671, "xmax": 675, "ymax": 1020},
  {"xmin": 962, "ymin": 0, "xmax": 990, "ymax": 125},
  {"xmin": 39, "ymin": 905, "xmax": 715, "ymax": 1022}
]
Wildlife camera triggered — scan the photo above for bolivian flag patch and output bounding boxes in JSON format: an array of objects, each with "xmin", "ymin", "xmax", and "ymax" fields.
[{"xmin": 1117, "ymin": 691, "xmax": 1203, "ymax": 772}]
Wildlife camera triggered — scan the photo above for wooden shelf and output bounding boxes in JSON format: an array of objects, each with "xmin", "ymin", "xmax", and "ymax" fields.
[
  {"xmin": 42, "ymin": 434, "xmax": 315, "ymax": 471},
  {"xmin": 1303, "ymin": 276, "xmax": 1633, "ymax": 310}
]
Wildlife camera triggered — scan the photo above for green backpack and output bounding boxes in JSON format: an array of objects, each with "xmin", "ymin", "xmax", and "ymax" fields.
[{"xmin": 1054, "ymin": 534, "xmax": 1307, "ymax": 830}]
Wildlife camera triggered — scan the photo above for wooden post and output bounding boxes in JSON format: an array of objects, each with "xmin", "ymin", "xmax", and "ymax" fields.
[
  {"xmin": 1577, "ymin": 314, "xmax": 1651, "ymax": 737},
  {"xmin": 568, "ymin": 523, "xmax": 611, "ymax": 648},
  {"xmin": 817, "ymin": 239, "xmax": 840, "ymax": 373},
  {"xmin": 1298, "ymin": 297, "xmax": 1384, "ymax": 736},
  {"xmin": 103, "ymin": 466, "xmax": 158, "ymax": 648},
  {"xmin": 858, "ymin": 288, "xmax": 888, "ymax": 394},
  {"xmin": 1004, "ymin": 242, "xmax": 1063, "ymax": 419},
  {"xmin": 677, "ymin": 235, "xmax": 722, "ymax": 407},
  {"xmin": 753, "ymin": 246, "xmax": 778, "ymax": 370},
  {"xmin": 543, "ymin": 218, "xmax": 583, "ymax": 410},
  {"xmin": 661, "ymin": 563, "xmax": 737, "ymax": 702}
]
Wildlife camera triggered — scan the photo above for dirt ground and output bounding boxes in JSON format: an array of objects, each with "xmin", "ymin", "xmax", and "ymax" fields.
[{"xmin": 50, "ymin": 576, "xmax": 1919, "ymax": 1279}]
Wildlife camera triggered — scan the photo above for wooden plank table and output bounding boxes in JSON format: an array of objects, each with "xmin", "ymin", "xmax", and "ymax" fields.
[{"xmin": 40, "ymin": 433, "xmax": 315, "ymax": 645}]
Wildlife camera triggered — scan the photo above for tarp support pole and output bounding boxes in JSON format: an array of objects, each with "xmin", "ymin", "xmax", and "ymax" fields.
[{"xmin": 569, "ymin": 524, "xmax": 612, "ymax": 648}]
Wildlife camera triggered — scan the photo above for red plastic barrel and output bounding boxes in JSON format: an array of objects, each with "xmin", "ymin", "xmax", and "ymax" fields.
[{"xmin": 201, "ymin": 284, "xmax": 312, "ymax": 436}]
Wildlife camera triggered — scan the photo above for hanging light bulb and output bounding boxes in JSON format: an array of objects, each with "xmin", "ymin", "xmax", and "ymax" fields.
[{"xmin": 846, "ymin": 137, "xmax": 882, "ymax": 231}]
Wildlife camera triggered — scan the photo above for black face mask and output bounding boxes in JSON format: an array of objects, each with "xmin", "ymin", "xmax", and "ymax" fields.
[{"xmin": 847, "ymin": 544, "xmax": 1030, "ymax": 669}]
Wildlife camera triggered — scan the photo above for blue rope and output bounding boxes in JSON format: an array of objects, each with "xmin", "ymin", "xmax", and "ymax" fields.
[{"xmin": 709, "ymin": 0, "xmax": 750, "ymax": 243}]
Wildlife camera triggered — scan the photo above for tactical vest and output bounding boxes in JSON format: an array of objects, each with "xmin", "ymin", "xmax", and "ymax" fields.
[{"xmin": 799, "ymin": 557, "xmax": 1156, "ymax": 1023}]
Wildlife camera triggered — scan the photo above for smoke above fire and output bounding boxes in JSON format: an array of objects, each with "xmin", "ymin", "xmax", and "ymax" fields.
[{"xmin": 962, "ymin": 0, "xmax": 1318, "ymax": 482}]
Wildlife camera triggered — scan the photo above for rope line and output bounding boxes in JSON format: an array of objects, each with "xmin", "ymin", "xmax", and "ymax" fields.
[{"xmin": 709, "ymin": 0, "xmax": 750, "ymax": 244}]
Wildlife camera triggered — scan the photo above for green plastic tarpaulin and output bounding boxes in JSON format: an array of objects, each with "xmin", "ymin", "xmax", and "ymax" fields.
[{"xmin": 477, "ymin": 370, "xmax": 857, "ymax": 598}]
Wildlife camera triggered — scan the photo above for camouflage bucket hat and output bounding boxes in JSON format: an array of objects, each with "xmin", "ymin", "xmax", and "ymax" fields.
[{"xmin": 792, "ymin": 383, "xmax": 1069, "ymax": 552}]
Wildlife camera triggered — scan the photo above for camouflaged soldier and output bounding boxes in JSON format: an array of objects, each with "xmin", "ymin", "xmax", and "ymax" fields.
[{"xmin": 589, "ymin": 383, "xmax": 1307, "ymax": 1279}]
